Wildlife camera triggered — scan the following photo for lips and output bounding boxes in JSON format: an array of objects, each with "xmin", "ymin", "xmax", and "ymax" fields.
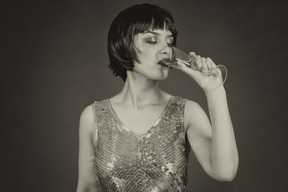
[
  {"xmin": 158, "ymin": 58, "xmax": 171, "ymax": 67},
  {"xmin": 158, "ymin": 61, "xmax": 169, "ymax": 67}
]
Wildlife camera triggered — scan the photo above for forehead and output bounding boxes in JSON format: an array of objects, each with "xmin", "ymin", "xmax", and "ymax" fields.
[{"xmin": 142, "ymin": 29, "xmax": 173, "ymax": 37}]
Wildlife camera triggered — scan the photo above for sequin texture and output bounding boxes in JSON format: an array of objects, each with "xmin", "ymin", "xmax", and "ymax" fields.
[{"xmin": 92, "ymin": 96, "xmax": 190, "ymax": 192}]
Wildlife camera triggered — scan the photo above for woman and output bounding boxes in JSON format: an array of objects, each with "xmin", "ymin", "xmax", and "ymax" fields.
[{"xmin": 76, "ymin": 3, "xmax": 238, "ymax": 192}]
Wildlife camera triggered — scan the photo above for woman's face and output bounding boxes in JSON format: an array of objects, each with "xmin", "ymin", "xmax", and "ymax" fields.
[{"xmin": 133, "ymin": 29, "xmax": 174, "ymax": 80}]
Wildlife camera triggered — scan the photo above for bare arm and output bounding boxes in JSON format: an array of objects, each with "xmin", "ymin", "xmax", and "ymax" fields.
[
  {"xmin": 76, "ymin": 105, "xmax": 99, "ymax": 192},
  {"xmin": 185, "ymin": 86, "xmax": 238, "ymax": 181},
  {"xmin": 178, "ymin": 53, "xmax": 238, "ymax": 181}
]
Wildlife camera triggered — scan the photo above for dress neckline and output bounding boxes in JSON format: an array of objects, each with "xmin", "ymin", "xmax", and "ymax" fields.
[{"xmin": 106, "ymin": 96, "xmax": 175, "ymax": 138}]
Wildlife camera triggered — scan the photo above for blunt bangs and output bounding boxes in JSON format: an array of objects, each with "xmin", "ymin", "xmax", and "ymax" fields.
[{"xmin": 108, "ymin": 4, "xmax": 177, "ymax": 81}]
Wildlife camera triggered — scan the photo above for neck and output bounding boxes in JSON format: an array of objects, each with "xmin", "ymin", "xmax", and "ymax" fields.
[{"xmin": 117, "ymin": 71, "xmax": 164, "ymax": 109}]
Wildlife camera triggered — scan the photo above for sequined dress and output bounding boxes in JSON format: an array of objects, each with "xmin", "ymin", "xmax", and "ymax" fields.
[{"xmin": 92, "ymin": 96, "xmax": 190, "ymax": 192}]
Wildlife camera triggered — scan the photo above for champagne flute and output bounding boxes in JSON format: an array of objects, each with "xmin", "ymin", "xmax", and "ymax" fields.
[{"xmin": 160, "ymin": 46, "xmax": 228, "ymax": 89}]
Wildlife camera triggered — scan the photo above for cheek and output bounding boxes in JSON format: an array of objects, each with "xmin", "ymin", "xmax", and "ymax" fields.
[{"xmin": 136, "ymin": 45, "xmax": 158, "ymax": 62}]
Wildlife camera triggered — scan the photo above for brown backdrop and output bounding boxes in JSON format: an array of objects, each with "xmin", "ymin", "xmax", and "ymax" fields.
[{"xmin": 1, "ymin": 0, "xmax": 288, "ymax": 191}]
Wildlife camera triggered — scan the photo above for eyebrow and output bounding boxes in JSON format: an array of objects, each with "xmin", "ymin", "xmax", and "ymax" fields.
[{"xmin": 143, "ymin": 31, "xmax": 174, "ymax": 38}]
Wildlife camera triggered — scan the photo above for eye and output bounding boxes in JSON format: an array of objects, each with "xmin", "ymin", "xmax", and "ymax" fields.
[
  {"xmin": 145, "ymin": 36, "xmax": 158, "ymax": 45},
  {"xmin": 147, "ymin": 40, "xmax": 157, "ymax": 44},
  {"xmin": 167, "ymin": 38, "xmax": 174, "ymax": 46}
]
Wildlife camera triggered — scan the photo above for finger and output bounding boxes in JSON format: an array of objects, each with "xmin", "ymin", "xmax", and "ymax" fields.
[
  {"xmin": 201, "ymin": 57, "xmax": 208, "ymax": 71},
  {"xmin": 206, "ymin": 57, "xmax": 212, "ymax": 69},
  {"xmin": 189, "ymin": 52, "xmax": 196, "ymax": 57},
  {"xmin": 195, "ymin": 55, "xmax": 202, "ymax": 68},
  {"xmin": 177, "ymin": 60, "xmax": 189, "ymax": 72},
  {"xmin": 188, "ymin": 52, "xmax": 197, "ymax": 69}
]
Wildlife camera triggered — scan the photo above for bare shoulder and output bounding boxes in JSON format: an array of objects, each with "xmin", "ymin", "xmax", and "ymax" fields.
[
  {"xmin": 184, "ymin": 99, "xmax": 204, "ymax": 115},
  {"xmin": 184, "ymin": 99, "xmax": 210, "ymax": 130},
  {"xmin": 80, "ymin": 104, "xmax": 94, "ymax": 121},
  {"xmin": 79, "ymin": 104, "xmax": 97, "ymax": 133}
]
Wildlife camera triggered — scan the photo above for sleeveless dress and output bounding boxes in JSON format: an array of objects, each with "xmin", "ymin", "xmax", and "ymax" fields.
[{"xmin": 92, "ymin": 96, "xmax": 190, "ymax": 192}]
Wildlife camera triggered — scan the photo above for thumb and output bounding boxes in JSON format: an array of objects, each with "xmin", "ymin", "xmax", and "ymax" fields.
[{"xmin": 177, "ymin": 60, "xmax": 197, "ymax": 75}]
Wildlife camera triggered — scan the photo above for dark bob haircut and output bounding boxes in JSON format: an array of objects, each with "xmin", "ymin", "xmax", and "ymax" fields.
[{"xmin": 108, "ymin": 4, "xmax": 178, "ymax": 81}]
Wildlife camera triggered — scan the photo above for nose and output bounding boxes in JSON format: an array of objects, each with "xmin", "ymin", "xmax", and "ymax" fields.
[{"xmin": 160, "ymin": 44, "xmax": 173, "ymax": 59}]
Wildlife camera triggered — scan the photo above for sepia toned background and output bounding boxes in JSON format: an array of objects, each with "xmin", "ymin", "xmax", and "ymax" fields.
[{"xmin": 1, "ymin": 0, "xmax": 287, "ymax": 191}]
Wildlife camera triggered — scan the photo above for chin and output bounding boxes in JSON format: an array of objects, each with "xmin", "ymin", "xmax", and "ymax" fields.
[
  {"xmin": 151, "ymin": 69, "xmax": 169, "ymax": 80},
  {"xmin": 153, "ymin": 76, "xmax": 168, "ymax": 81}
]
